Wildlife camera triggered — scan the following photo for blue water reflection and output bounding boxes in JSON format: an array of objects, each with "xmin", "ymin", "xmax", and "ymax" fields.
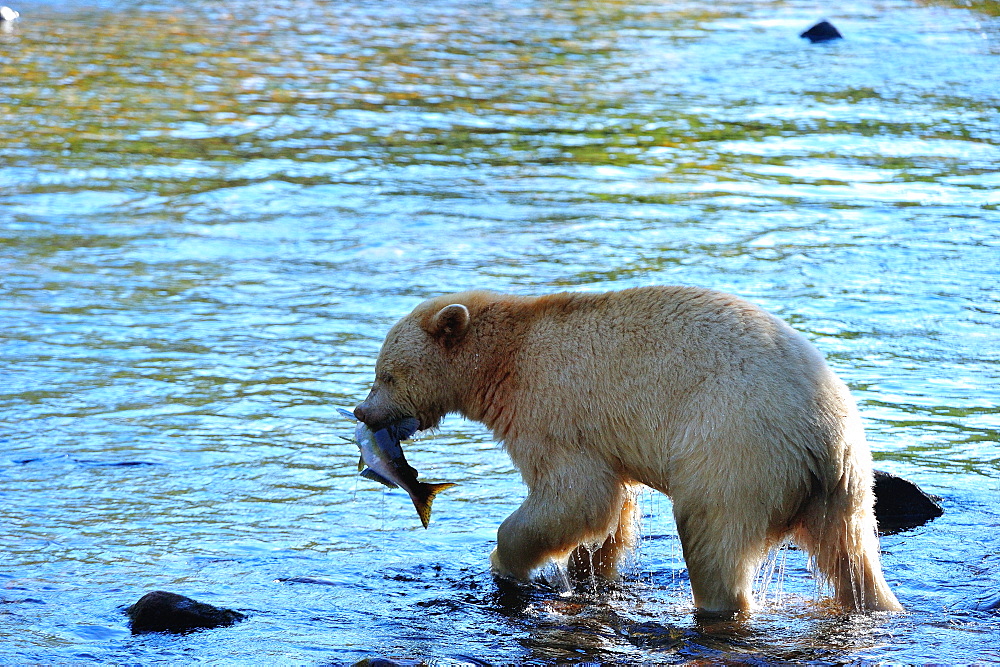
[{"xmin": 1, "ymin": 0, "xmax": 998, "ymax": 662}]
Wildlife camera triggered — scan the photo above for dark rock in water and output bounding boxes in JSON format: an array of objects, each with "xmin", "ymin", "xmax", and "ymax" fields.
[
  {"xmin": 873, "ymin": 470, "xmax": 943, "ymax": 534},
  {"xmin": 126, "ymin": 591, "xmax": 246, "ymax": 634},
  {"xmin": 800, "ymin": 20, "xmax": 843, "ymax": 43},
  {"xmin": 353, "ymin": 659, "xmax": 408, "ymax": 667}
]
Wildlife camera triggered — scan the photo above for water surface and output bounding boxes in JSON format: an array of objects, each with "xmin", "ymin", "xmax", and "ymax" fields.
[{"xmin": 1, "ymin": 0, "xmax": 999, "ymax": 662}]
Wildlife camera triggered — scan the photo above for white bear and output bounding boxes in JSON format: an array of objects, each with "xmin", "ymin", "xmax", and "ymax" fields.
[{"xmin": 354, "ymin": 286, "xmax": 902, "ymax": 614}]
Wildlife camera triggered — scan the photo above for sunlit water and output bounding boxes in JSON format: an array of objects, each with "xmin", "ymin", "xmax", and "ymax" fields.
[{"xmin": 2, "ymin": 0, "xmax": 998, "ymax": 662}]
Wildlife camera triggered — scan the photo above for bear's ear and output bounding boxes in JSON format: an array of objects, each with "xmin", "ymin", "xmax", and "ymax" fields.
[{"xmin": 428, "ymin": 303, "xmax": 470, "ymax": 344}]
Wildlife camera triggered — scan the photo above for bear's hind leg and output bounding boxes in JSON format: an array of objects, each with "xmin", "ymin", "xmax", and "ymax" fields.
[
  {"xmin": 793, "ymin": 473, "xmax": 903, "ymax": 612},
  {"xmin": 674, "ymin": 502, "xmax": 770, "ymax": 614},
  {"xmin": 568, "ymin": 485, "xmax": 639, "ymax": 580}
]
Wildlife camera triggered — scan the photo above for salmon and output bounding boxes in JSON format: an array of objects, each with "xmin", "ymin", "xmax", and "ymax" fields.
[{"xmin": 337, "ymin": 408, "xmax": 456, "ymax": 528}]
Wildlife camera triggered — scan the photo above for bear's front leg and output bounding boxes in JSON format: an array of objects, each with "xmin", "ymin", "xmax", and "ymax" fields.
[{"xmin": 490, "ymin": 460, "xmax": 628, "ymax": 582}]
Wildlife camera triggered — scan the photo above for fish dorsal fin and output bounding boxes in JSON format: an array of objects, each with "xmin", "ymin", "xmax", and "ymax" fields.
[{"xmin": 357, "ymin": 455, "xmax": 365, "ymax": 472}]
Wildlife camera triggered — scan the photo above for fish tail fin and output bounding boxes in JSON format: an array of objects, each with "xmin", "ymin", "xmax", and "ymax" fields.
[{"xmin": 411, "ymin": 482, "xmax": 458, "ymax": 529}]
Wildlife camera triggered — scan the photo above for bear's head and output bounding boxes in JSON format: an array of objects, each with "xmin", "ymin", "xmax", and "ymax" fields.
[{"xmin": 353, "ymin": 294, "xmax": 480, "ymax": 433}]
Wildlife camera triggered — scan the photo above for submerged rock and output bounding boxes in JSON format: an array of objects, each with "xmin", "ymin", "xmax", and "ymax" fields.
[
  {"xmin": 969, "ymin": 590, "xmax": 1000, "ymax": 612},
  {"xmin": 126, "ymin": 590, "xmax": 246, "ymax": 634},
  {"xmin": 800, "ymin": 20, "xmax": 843, "ymax": 43},
  {"xmin": 353, "ymin": 659, "xmax": 411, "ymax": 667},
  {"xmin": 873, "ymin": 470, "xmax": 943, "ymax": 534}
]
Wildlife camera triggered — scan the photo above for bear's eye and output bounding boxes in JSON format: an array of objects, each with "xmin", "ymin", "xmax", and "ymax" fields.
[{"xmin": 378, "ymin": 371, "xmax": 395, "ymax": 385}]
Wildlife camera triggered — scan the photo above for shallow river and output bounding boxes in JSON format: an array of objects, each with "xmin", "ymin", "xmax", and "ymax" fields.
[{"xmin": 2, "ymin": 0, "xmax": 999, "ymax": 662}]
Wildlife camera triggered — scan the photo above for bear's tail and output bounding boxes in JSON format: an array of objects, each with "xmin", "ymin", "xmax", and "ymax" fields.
[{"xmin": 795, "ymin": 463, "xmax": 903, "ymax": 612}]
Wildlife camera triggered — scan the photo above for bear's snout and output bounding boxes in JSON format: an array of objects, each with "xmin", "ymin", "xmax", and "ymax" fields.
[
  {"xmin": 353, "ymin": 404, "xmax": 372, "ymax": 425},
  {"xmin": 355, "ymin": 400, "xmax": 420, "ymax": 432},
  {"xmin": 353, "ymin": 401, "xmax": 397, "ymax": 430}
]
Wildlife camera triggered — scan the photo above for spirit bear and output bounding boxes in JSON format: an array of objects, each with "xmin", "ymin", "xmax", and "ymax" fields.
[{"xmin": 353, "ymin": 286, "xmax": 902, "ymax": 614}]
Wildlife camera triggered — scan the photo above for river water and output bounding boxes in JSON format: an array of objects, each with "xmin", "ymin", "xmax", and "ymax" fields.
[{"xmin": 1, "ymin": 0, "xmax": 998, "ymax": 662}]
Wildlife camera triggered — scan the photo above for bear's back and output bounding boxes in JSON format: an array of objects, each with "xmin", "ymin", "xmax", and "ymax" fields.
[{"xmin": 502, "ymin": 286, "xmax": 853, "ymax": 492}]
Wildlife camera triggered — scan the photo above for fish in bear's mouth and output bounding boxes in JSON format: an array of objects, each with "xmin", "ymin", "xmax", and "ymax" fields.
[{"xmin": 354, "ymin": 408, "xmax": 427, "ymax": 434}]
